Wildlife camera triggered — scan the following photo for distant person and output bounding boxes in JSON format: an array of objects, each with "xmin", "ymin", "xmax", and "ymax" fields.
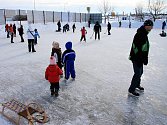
[
  {"xmin": 88, "ymin": 19, "xmax": 91, "ymax": 28},
  {"xmin": 13, "ymin": 24, "xmax": 16, "ymax": 37},
  {"xmin": 107, "ymin": 22, "xmax": 111, "ymax": 35},
  {"xmin": 45, "ymin": 56, "xmax": 63, "ymax": 97},
  {"xmin": 5, "ymin": 24, "xmax": 10, "ymax": 38},
  {"xmin": 162, "ymin": 21, "xmax": 166, "ymax": 31},
  {"xmin": 80, "ymin": 26, "xmax": 87, "ymax": 42},
  {"xmin": 27, "ymin": 24, "xmax": 36, "ymax": 52},
  {"xmin": 9, "ymin": 24, "xmax": 14, "ymax": 43},
  {"xmin": 18, "ymin": 25, "xmax": 24, "ymax": 42},
  {"xmin": 93, "ymin": 21, "xmax": 101, "ymax": 40},
  {"xmin": 72, "ymin": 23, "xmax": 76, "ymax": 33},
  {"xmin": 51, "ymin": 41, "xmax": 63, "ymax": 70},
  {"xmin": 56, "ymin": 20, "xmax": 61, "ymax": 32},
  {"xmin": 63, "ymin": 24, "xmax": 67, "ymax": 33},
  {"xmin": 129, "ymin": 22, "xmax": 131, "ymax": 28},
  {"xmin": 128, "ymin": 19, "xmax": 153, "ymax": 96},
  {"xmin": 62, "ymin": 41, "xmax": 76, "ymax": 81},
  {"xmin": 66, "ymin": 23, "xmax": 70, "ymax": 31},
  {"xmin": 119, "ymin": 21, "xmax": 122, "ymax": 27},
  {"xmin": 34, "ymin": 28, "xmax": 40, "ymax": 45},
  {"xmin": 160, "ymin": 31, "xmax": 166, "ymax": 37}
]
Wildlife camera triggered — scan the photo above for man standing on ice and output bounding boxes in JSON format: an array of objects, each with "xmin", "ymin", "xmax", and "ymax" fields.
[
  {"xmin": 128, "ymin": 19, "xmax": 153, "ymax": 96},
  {"xmin": 93, "ymin": 21, "xmax": 101, "ymax": 40}
]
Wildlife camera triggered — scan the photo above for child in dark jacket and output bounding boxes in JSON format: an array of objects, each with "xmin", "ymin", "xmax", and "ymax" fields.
[
  {"xmin": 45, "ymin": 56, "xmax": 63, "ymax": 97},
  {"xmin": 51, "ymin": 41, "xmax": 62, "ymax": 69},
  {"xmin": 62, "ymin": 41, "xmax": 76, "ymax": 80}
]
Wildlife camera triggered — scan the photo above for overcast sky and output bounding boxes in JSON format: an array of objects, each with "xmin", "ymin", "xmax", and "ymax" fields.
[{"xmin": 0, "ymin": 0, "xmax": 163, "ymax": 14}]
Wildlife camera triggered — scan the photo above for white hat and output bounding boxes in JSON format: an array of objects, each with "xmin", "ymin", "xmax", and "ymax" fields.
[{"xmin": 50, "ymin": 56, "xmax": 57, "ymax": 65}]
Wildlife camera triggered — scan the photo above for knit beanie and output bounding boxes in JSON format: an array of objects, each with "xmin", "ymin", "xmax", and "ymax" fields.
[
  {"xmin": 52, "ymin": 41, "xmax": 60, "ymax": 49},
  {"xmin": 144, "ymin": 19, "xmax": 153, "ymax": 26},
  {"xmin": 50, "ymin": 56, "xmax": 56, "ymax": 65}
]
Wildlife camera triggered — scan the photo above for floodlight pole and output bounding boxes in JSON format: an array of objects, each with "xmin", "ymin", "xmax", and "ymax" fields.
[{"xmin": 34, "ymin": 0, "xmax": 36, "ymax": 10}]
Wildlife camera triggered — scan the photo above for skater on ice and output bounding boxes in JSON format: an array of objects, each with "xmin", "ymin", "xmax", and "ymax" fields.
[
  {"xmin": 72, "ymin": 23, "xmax": 76, "ymax": 33},
  {"xmin": 51, "ymin": 41, "xmax": 63, "ymax": 70},
  {"xmin": 34, "ymin": 28, "xmax": 40, "ymax": 45},
  {"xmin": 5, "ymin": 24, "xmax": 10, "ymax": 38},
  {"xmin": 9, "ymin": 24, "xmax": 14, "ymax": 43},
  {"xmin": 18, "ymin": 25, "xmax": 24, "ymax": 42},
  {"xmin": 27, "ymin": 24, "xmax": 36, "ymax": 52},
  {"xmin": 62, "ymin": 41, "xmax": 76, "ymax": 81},
  {"xmin": 80, "ymin": 26, "xmax": 87, "ymax": 42},
  {"xmin": 107, "ymin": 22, "xmax": 111, "ymax": 35},
  {"xmin": 128, "ymin": 19, "xmax": 153, "ymax": 96},
  {"xmin": 93, "ymin": 21, "xmax": 101, "ymax": 40},
  {"xmin": 45, "ymin": 56, "xmax": 63, "ymax": 97}
]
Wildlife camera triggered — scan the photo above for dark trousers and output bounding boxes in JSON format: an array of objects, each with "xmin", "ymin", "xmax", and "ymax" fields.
[
  {"xmin": 50, "ymin": 82, "xmax": 59, "ymax": 93},
  {"xmin": 80, "ymin": 35, "xmax": 86, "ymax": 41},
  {"xmin": 128, "ymin": 61, "xmax": 143, "ymax": 93},
  {"xmin": 14, "ymin": 30, "xmax": 16, "ymax": 36},
  {"xmin": 95, "ymin": 31, "xmax": 100, "ymax": 40},
  {"xmin": 7, "ymin": 31, "xmax": 10, "ymax": 38},
  {"xmin": 20, "ymin": 34, "xmax": 24, "ymax": 42},
  {"xmin": 108, "ymin": 29, "xmax": 111, "ymax": 35},
  {"xmin": 73, "ymin": 28, "xmax": 75, "ymax": 33},
  {"xmin": 11, "ymin": 33, "xmax": 13, "ymax": 43},
  {"xmin": 28, "ymin": 39, "xmax": 35, "ymax": 52}
]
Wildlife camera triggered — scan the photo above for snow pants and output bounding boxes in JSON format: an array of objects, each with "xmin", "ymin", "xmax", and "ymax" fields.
[{"xmin": 64, "ymin": 60, "xmax": 75, "ymax": 80}]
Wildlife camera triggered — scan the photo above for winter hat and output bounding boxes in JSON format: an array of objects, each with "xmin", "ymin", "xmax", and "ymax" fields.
[
  {"xmin": 65, "ymin": 41, "xmax": 72, "ymax": 50},
  {"xmin": 50, "ymin": 56, "xmax": 57, "ymax": 65},
  {"xmin": 144, "ymin": 19, "xmax": 153, "ymax": 26},
  {"xmin": 52, "ymin": 41, "xmax": 60, "ymax": 49}
]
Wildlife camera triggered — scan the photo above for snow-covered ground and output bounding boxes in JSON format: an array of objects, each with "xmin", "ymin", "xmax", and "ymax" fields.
[{"xmin": 0, "ymin": 20, "xmax": 167, "ymax": 125}]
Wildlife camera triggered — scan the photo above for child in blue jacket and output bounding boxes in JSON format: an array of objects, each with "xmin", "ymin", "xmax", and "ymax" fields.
[
  {"xmin": 34, "ymin": 28, "xmax": 40, "ymax": 45},
  {"xmin": 62, "ymin": 41, "xmax": 76, "ymax": 80}
]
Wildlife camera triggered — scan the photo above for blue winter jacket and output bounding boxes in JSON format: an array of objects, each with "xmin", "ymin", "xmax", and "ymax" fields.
[{"xmin": 62, "ymin": 42, "xmax": 76, "ymax": 64}]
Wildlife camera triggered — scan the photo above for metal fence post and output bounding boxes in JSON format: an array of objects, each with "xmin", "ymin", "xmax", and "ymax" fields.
[
  {"xmin": 53, "ymin": 11, "xmax": 54, "ymax": 23},
  {"xmin": 32, "ymin": 10, "xmax": 34, "ymax": 24},
  {"xmin": 43, "ymin": 10, "xmax": 45, "ymax": 24},
  {"xmin": 4, "ymin": 9, "xmax": 6, "ymax": 24}
]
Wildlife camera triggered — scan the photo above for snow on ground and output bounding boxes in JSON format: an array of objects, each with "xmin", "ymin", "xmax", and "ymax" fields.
[{"xmin": 0, "ymin": 20, "xmax": 167, "ymax": 125}]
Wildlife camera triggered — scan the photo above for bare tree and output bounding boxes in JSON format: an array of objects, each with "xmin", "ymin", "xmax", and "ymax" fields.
[
  {"xmin": 135, "ymin": 3, "xmax": 145, "ymax": 22},
  {"xmin": 98, "ymin": 0, "xmax": 112, "ymax": 23},
  {"xmin": 148, "ymin": 0, "xmax": 167, "ymax": 21}
]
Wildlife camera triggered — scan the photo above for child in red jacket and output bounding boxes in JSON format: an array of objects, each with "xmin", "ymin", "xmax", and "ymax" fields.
[
  {"xmin": 45, "ymin": 56, "xmax": 63, "ymax": 96},
  {"xmin": 80, "ymin": 26, "xmax": 87, "ymax": 42}
]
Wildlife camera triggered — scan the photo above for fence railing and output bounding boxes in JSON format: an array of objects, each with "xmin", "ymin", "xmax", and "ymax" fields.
[{"xmin": 0, "ymin": 9, "xmax": 102, "ymax": 25}]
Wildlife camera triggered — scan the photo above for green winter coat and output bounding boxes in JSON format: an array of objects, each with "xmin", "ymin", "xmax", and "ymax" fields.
[{"xmin": 129, "ymin": 26, "xmax": 150, "ymax": 66}]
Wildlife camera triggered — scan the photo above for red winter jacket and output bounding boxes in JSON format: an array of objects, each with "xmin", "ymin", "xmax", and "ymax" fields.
[
  {"xmin": 81, "ymin": 28, "xmax": 87, "ymax": 36},
  {"xmin": 45, "ymin": 64, "xmax": 63, "ymax": 83}
]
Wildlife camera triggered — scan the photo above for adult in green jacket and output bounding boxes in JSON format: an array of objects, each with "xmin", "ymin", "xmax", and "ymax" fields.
[{"xmin": 128, "ymin": 19, "xmax": 153, "ymax": 96}]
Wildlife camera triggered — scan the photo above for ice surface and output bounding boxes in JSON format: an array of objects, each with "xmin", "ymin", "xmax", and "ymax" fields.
[{"xmin": 0, "ymin": 20, "xmax": 167, "ymax": 125}]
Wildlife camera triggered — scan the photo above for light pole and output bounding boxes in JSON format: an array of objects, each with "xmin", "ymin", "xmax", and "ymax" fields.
[{"xmin": 33, "ymin": 0, "xmax": 36, "ymax": 10}]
